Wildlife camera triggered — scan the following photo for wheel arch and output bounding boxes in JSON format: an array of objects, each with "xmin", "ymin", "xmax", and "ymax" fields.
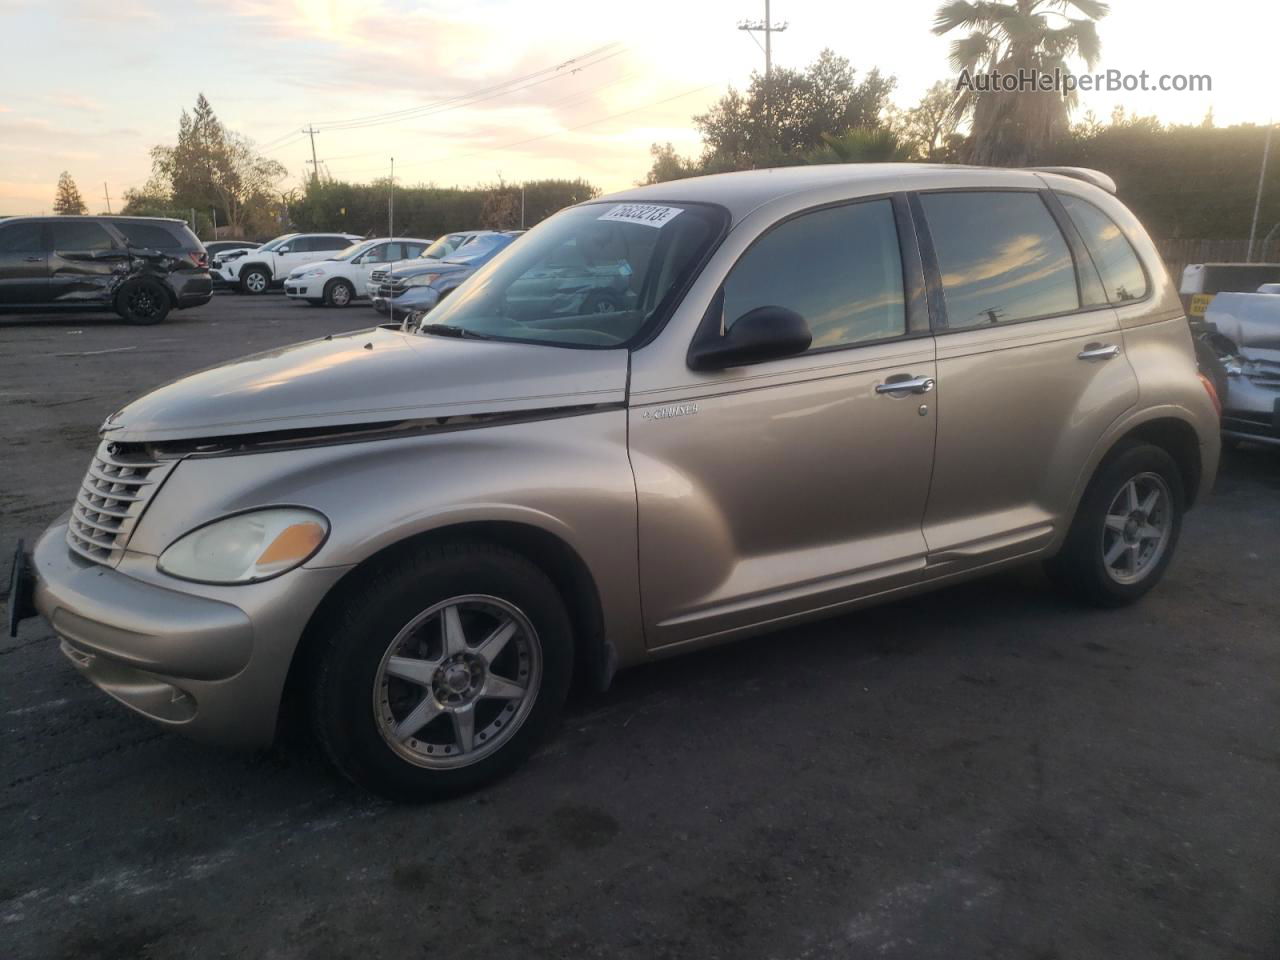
[
  {"xmin": 281, "ymin": 519, "xmax": 613, "ymax": 730},
  {"xmin": 1080, "ymin": 411, "xmax": 1206, "ymax": 514}
]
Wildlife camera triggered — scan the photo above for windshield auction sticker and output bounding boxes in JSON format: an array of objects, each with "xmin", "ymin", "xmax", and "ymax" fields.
[{"xmin": 597, "ymin": 204, "xmax": 684, "ymax": 228}]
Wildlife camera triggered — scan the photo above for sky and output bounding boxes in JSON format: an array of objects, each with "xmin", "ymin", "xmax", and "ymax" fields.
[{"xmin": 0, "ymin": 0, "xmax": 1275, "ymax": 216}]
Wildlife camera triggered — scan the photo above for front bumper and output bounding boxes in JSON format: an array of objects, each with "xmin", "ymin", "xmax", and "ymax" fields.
[
  {"xmin": 284, "ymin": 281, "xmax": 315, "ymax": 299},
  {"xmin": 31, "ymin": 519, "xmax": 350, "ymax": 747},
  {"xmin": 1221, "ymin": 369, "xmax": 1280, "ymax": 446}
]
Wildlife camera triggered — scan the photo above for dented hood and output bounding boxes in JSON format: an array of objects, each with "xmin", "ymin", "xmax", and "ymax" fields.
[{"xmin": 101, "ymin": 326, "xmax": 629, "ymax": 442}]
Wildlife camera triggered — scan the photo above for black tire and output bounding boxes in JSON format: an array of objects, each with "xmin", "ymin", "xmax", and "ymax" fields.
[
  {"xmin": 240, "ymin": 266, "xmax": 270, "ymax": 295},
  {"xmin": 114, "ymin": 279, "xmax": 171, "ymax": 325},
  {"xmin": 310, "ymin": 541, "xmax": 574, "ymax": 801},
  {"xmin": 324, "ymin": 278, "xmax": 356, "ymax": 307},
  {"xmin": 1044, "ymin": 442, "xmax": 1185, "ymax": 607}
]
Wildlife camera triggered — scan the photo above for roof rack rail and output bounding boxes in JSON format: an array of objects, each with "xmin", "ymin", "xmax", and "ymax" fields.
[{"xmin": 1027, "ymin": 166, "xmax": 1117, "ymax": 195}]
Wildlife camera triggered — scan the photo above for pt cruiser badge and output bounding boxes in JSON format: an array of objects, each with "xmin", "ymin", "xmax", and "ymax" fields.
[{"xmin": 642, "ymin": 402, "xmax": 699, "ymax": 421}]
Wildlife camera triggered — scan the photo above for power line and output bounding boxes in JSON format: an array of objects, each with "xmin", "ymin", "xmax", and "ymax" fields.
[
  {"xmin": 312, "ymin": 43, "xmax": 624, "ymax": 133},
  {"xmin": 738, "ymin": 1, "xmax": 788, "ymax": 130}
]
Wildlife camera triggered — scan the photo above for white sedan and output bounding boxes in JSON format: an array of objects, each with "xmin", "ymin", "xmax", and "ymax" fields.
[{"xmin": 284, "ymin": 237, "xmax": 432, "ymax": 307}]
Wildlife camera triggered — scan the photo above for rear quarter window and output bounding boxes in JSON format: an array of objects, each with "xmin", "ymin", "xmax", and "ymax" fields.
[{"xmin": 1058, "ymin": 195, "xmax": 1149, "ymax": 303}]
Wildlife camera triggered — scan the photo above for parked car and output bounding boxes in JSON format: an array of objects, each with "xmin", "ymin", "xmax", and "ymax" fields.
[
  {"xmin": 0, "ymin": 215, "xmax": 211, "ymax": 324},
  {"xmin": 205, "ymin": 240, "xmax": 259, "ymax": 259},
  {"xmin": 366, "ymin": 230, "xmax": 496, "ymax": 302},
  {"xmin": 1197, "ymin": 288, "xmax": 1280, "ymax": 446},
  {"xmin": 371, "ymin": 232, "xmax": 518, "ymax": 321},
  {"xmin": 14, "ymin": 165, "xmax": 1220, "ymax": 800},
  {"xmin": 284, "ymin": 237, "xmax": 431, "ymax": 307},
  {"xmin": 1180, "ymin": 261, "xmax": 1280, "ymax": 319},
  {"xmin": 216, "ymin": 232, "xmax": 361, "ymax": 294}
]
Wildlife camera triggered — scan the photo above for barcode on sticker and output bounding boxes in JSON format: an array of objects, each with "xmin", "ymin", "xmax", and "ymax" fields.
[{"xmin": 597, "ymin": 204, "xmax": 684, "ymax": 228}]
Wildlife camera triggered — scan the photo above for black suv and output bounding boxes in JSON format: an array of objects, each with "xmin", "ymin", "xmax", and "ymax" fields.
[{"xmin": 0, "ymin": 216, "xmax": 212, "ymax": 324}]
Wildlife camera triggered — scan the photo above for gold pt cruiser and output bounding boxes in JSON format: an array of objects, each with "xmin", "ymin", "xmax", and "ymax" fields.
[{"xmin": 13, "ymin": 165, "xmax": 1222, "ymax": 799}]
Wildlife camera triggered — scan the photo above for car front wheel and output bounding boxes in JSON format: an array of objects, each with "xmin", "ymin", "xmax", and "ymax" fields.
[
  {"xmin": 1045, "ymin": 442, "xmax": 1185, "ymax": 607},
  {"xmin": 310, "ymin": 542, "xmax": 573, "ymax": 801},
  {"xmin": 241, "ymin": 267, "xmax": 270, "ymax": 295},
  {"xmin": 324, "ymin": 278, "xmax": 355, "ymax": 307}
]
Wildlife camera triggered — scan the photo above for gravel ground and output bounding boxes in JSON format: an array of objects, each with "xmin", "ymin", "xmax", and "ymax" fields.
[{"xmin": 2, "ymin": 294, "xmax": 1279, "ymax": 960}]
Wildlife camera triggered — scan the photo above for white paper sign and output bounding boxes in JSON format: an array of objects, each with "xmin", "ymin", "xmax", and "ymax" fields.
[{"xmin": 597, "ymin": 203, "xmax": 684, "ymax": 229}]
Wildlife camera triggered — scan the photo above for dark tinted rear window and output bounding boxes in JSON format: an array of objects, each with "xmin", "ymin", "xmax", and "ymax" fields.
[
  {"xmin": 0, "ymin": 221, "xmax": 44, "ymax": 253},
  {"xmin": 111, "ymin": 221, "xmax": 192, "ymax": 250},
  {"xmin": 50, "ymin": 221, "xmax": 117, "ymax": 251}
]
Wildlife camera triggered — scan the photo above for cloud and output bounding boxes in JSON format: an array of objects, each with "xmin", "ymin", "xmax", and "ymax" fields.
[{"xmin": 47, "ymin": 93, "xmax": 104, "ymax": 113}]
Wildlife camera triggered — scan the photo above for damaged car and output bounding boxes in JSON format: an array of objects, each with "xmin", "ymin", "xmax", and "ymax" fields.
[
  {"xmin": 0, "ymin": 215, "xmax": 212, "ymax": 324},
  {"xmin": 1197, "ymin": 288, "xmax": 1280, "ymax": 446}
]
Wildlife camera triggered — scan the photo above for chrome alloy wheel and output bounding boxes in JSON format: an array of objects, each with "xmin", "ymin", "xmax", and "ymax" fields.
[
  {"xmin": 373, "ymin": 595, "xmax": 541, "ymax": 769},
  {"xmin": 1101, "ymin": 472, "xmax": 1173, "ymax": 585}
]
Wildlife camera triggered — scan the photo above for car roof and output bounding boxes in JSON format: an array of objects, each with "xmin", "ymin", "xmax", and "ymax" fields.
[
  {"xmin": 1, "ymin": 214, "xmax": 191, "ymax": 225},
  {"xmin": 599, "ymin": 163, "xmax": 1075, "ymax": 223}
]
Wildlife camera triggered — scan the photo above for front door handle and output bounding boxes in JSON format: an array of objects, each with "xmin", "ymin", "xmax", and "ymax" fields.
[
  {"xmin": 876, "ymin": 375, "xmax": 936, "ymax": 396},
  {"xmin": 23, "ymin": 256, "xmax": 42, "ymax": 262},
  {"xmin": 1078, "ymin": 342, "xmax": 1120, "ymax": 361}
]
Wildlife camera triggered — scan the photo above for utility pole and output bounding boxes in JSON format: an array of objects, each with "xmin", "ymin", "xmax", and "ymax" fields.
[
  {"xmin": 1247, "ymin": 120, "xmax": 1274, "ymax": 263},
  {"xmin": 102, "ymin": 182, "xmax": 112, "ymax": 214},
  {"xmin": 302, "ymin": 126, "xmax": 321, "ymax": 183},
  {"xmin": 738, "ymin": 1, "xmax": 788, "ymax": 136}
]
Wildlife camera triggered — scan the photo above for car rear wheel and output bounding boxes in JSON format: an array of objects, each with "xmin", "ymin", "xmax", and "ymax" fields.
[
  {"xmin": 1045, "ymin": 442, "xmax": 1184, "ymax": 607},
  {"xmin": 114, "ymin": 279, "xmax": 171, "ymax": 325},
  {"xmin": 241, "ymin": 267, "xmax": 270, "ymax": 295},
  {"xmin": 310, "ymin": 542, "xmax": 573, "ymax": 801},
  {"xmin": 324, "ymin": 278, "xmax": 355, "ymax": 307}
]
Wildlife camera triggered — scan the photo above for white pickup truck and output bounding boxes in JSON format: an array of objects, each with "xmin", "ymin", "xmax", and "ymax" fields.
[
  {"xmin": 1197, "ymin": 287, "xmax": 1280, "ymax": 447},
  {"xmin": 216, "ymin": 232, "xmax": 362, "ymax": 294}
]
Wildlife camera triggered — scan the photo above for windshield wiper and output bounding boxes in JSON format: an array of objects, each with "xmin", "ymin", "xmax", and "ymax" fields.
[{"xmin": 419, "ymin": 323, "xmax": 494, "ymax": 340}]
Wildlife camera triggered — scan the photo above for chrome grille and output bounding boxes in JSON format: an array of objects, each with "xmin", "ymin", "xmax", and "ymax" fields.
[
  {"xmin": 66, "ymin": 443, "xmax": 175, "ymax": 565},
  {"xmin": 370, "ymin": 269, "xmax": 388, "ymax": 284}
]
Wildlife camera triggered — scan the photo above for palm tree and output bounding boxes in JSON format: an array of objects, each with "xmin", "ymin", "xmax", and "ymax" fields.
[
  {"xmin": 934, "ymin": 0, "xmax": 1109, "ymax": 166},
  {"xmin": 808, "ymin": 127, "xmax": 915, "ymax": 164}
]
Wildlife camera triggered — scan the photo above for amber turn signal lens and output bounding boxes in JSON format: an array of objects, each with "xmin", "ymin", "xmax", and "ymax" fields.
[{"xmin": 256, "ymin": 522, "xmax": 327, "ymax": 572}]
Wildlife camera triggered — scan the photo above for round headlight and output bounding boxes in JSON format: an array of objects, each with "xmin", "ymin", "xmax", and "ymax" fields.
[{"xmin": 158, "ymin": 508, "xmax": 329, "ymax": 584}]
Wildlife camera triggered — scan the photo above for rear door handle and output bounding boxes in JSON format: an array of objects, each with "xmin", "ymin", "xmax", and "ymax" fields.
[
  {"xmin": 23, "ymin": 256, "xmax": 42, "ymax": 262},
  {"xmin": 1078, "ymin": 343, "xmax": 1120, "ymax": 361},
  {"xmin": 876, "ymin": 375, "xmax": 935, "ymax": 396}
]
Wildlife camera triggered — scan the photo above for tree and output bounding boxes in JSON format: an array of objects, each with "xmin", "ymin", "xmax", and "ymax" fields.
[
  {"xmin": 53, "ymin": 172, "xmax": 87, "ymax": 215},
  {"xmin": 692, "ymin": 50, "xmax": 896, "ymax": 172},
  {"xmin": 807, "ymin": 127, "xmax": 914, "ymax": 164},
  {"xmin": 894, "ymin": 81, "xmax": 964, "ymax": 160},
  {"xmin": 146, "ymin": 94, "xmax": 286, "ymax": 236},
  {"xmin": 934, "ymin": 0, "xmax": 1109, "ymax": 166},
  {"xmin": 643, "ymin": 143, "xmax": 700, "ymax": 185}
]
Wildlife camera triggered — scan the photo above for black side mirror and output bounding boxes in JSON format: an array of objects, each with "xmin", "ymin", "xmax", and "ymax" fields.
[{"xmin": 688, "ymin": 298, "xmax": 812, "ymax": 371}]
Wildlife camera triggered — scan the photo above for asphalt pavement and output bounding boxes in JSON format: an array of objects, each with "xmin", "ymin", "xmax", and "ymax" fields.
[{"xmin": 2, "ymin": 293, "xmax": 1278, "ymax": 959}]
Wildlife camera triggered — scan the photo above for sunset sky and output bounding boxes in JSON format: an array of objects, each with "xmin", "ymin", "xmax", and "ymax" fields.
[{"xmin": 0, "ymin": 0, "xmax": 1273, "ymax": 216}]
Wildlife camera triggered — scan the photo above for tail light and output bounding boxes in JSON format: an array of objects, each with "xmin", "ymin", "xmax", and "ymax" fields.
[
  {"xmin": 1198, "ymin": 373, "xmax": 1222, "ymax": 416},
  {"xmin": 188, "ymin": 251, "xmax": 209, "ymax": 268}
]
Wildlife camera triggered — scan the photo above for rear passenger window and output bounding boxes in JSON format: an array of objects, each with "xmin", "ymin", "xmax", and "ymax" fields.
[
  {"xmin": 317, "ymin": 236, "xmax": 348, "ymax": 251},
  {"xmin": 1058, "ymin": 194, "xmax": 1149, "ymax": 303},
  {"xmin": 722, "ymin": 199, "xmax": 906, "ymax": 350},
  {"xmin": 0, "ymin": 222, "xmax": 44, "ymax": 253},
  {"xmin": 113, "ymin": 222, "xmax": 183, "ymax": 249},
  {"xmin": 921, "ymin": 191, "xmax": 1079, "ymax": 327},
  {"xmin": 50, "ymin": 221, "xmax": 117, "ymax": 252}
]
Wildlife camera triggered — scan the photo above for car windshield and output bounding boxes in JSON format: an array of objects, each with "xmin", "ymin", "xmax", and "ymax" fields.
[
  {"xmin": 420, "ymin": 234, "xmax": 469, "ymax": 260},
  {"xmin": 442, "ymin": 235, "xmax": 508, "ymax": 264},
  {"xmin": 259, "ymin": 234, "xmax": 296, "ymax": 252},
  {"xmin": 418, "ymin": 201, "xmax": 725, "ymax": 348},
  {"xmin": 332, "ymin": 241, "xmax": 371, "ymax": 261}
]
